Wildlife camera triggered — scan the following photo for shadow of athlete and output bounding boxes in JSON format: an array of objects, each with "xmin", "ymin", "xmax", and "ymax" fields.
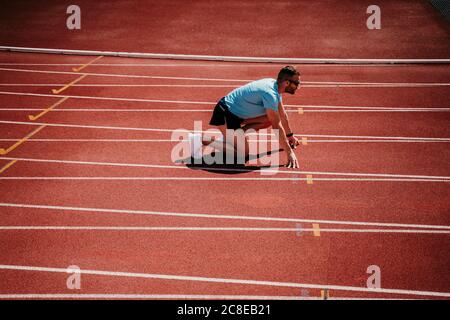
[
  {"xmin": 191, "ymin": 66, "xmax": 301, "ymax": 169},
  {"xmin": 177, "ymin": 149, "xmax": 283, "ymax": 175}
]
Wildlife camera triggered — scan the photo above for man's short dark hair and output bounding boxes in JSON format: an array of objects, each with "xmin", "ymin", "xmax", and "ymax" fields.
[{"xmin": 277, "ymin": 66, "xmax": 300, "ymax": 82}]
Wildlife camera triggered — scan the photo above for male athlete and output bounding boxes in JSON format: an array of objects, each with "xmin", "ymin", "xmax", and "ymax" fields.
[{"xmin": 191, "ymin": 65, "xmax": 301, "ymax": 168}]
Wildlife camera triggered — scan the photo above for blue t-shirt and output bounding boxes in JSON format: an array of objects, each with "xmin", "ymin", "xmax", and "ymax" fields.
[{"xmin": 224, "ymin": 78, "xmax": 282, "ymax": 119}]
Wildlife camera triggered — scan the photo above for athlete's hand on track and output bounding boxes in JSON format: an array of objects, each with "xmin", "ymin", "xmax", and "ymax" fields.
[
  {"xmin": 288, "ymin": 136, "xmax": 300, "ymax": 149},
  {"xmin": 286, "ymin": 151, "xmax": 299, "ymax": 169}
]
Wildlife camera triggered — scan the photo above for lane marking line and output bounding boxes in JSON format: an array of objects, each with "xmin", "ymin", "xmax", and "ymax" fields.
[
  {"xmin": 280, "ymin": 105, "xmax": 450, "ymax": 112},
  {"xmin": 0, "ymin": 176, "xmax": 449, "ymax": 182},
  {"xmin": 0, "ymin": 264, "xmax": 448, "ymax": 297},
  {"xmin": 0, "ymin": 160, "xmax": 17, "ymax": 174},
  {"xmin": 0, "ymin": 67, "xmax": 249, "ymax": 83},
  {"xmin": 0, "ymin": 90, "xmax": 216, "ymax": 105},
  {"xmin": 297, "ymin": 109, "xmax": 450, "ymax": 113},
  {"xmin": 0, "ymin": 202, "xmax": 448, "ymax": 230},
  {"xmin": 2, "ymin": 67, "xmax": 450, "ymax": 85},
  {"xmin": 1, "ymin": 118, "xmax": 449, "ymax": 142},
  {"xmin": 1, "ymin": 90, "xmax": 450, "ymax": 114},
  {"xmin": 0, "ymin": 119, "xmax": 178, "ymax": 133},
  {"xmin": 312, "ymin": 224, "xmax": 321, "ymax": 236},
  {"xmin": 0, "ymin": 83, "xmax": 239, "ymax": 88},
  {"xmin": 7, "ymin": 108, "xmax": 215, "ymax": 112},
  {"xmin": 290, "ymin": 140, "xmax": 450, "ymax": 143},
  {"xmin": 0, "ymin": 61, "xmax": 445, "ymax": 67},
  {"xmin": 0, "ymin": 61, "xmax": 448, "ymax": 67},
  {"xmin": 6, "ymin": 104, "xmax": 446, "ymax": 111},
  {"xmin": 72, "ymin": 56, "xmax": 103, "ymax": 72},
  {"xmin": 0, "ymin": 138, "xmax": 448, "ymax": 144},
  {"xmin": 0, "ymin": 294, "xmax": 420, "ymax": 300},
  {"xmin": 28, "ymin": 97, "xmax": 69, "ymax": 121},
  {"xmin": 52, "ymin": 74, "xmax": 87, "ymax": 94},
  {"xmin": 1, "ymin": 107, "xmax": 450, "ymax": 114},
  {"xmin": 0, "ymin": 155, "xmax": 449, "ymax": 180},
  {"xmin": 1, "ymin": 83, "xmax": 450, "ymax": 88},
  {"xmin": 0, "ymin": 126, "xmax": 46, "ymax": 155},
  {"xmin": 0, "ymin": 226, "xmax": 449, "ymax": 234}
]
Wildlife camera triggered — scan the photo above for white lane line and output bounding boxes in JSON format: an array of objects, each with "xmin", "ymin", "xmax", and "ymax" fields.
[
  {"xmin": 1, "ymin": 67, "xmax": 450, "ymax": 87},
  {"xmin": 0, "ymin": 294, "xmax": 419, "ymax": 300},
  {"xmin": 0, "ymin": 138, "xmax": 447, "ymax": 143},
  {"xmin": 0, "ymin": 108, "xmax": 213, "ymax": 112},
  {"xmin": 0, "ymin": 62, "xmax": 448, "ymax": 67},
  {"xmin": 289, "ymin": 139, "xmax": 450, "ymax": 143},
  {"xmin": 292, "ymin": 134, "xmax": 449, "ymax": 141},
  {"xmin": 0, "ymin": 90, "xmax": 214, "ymax": 105},
  {"xmin": 0, "ymin": 138, "xmax": 190, "ymax": 142},
  {"xmin": 304, "ymin": 81, "xmax": 450, "ymax": 87},
  {"xmin": 1, "ymin": 91, "xmax": 449, "ymax": 113},
  {"xmin": 295, "ymin": 109, "xmax": 450, "ymax": 113},
  {"xmin": 0, "ymin": 108, "xmax": 214, "ymax": 112},
  {"xmin": 0, "ymin": 84, "xmax": 239, "ymax": 88},
  {"xmin": 0, "ymin": 177, "xmax": 305, "ymax": 181},
  {"xmin": 0, "ymin": 63, "xmax": 273, "ymax": 67},
  {"xmin": 0, "ymin": 202, "xmax": 448, "ymax": 230},
  {"xmin": 1, "ymin": 108, "xmax": 449, "ymax": 113},
  {"xmin": 272, "ymin": 105, "xmax": 450, "ymax": 111},
  {"xmin": 0, "ymin": 119, "xmax": 448, "ymax": 141},
  {"xmin": 0, "ymin": 107, "xmax": 447, "ymax": 111},
  {"xmin": 301, "ymin": 84, "xmax": 450, "ymax": 88},
  {"xmin": 0, "ymin": 119, "xmax": 179, "ymax": 133},
  {"xmin": 0, "ymin": 264, "xmax": 448, "ymax": 297},
  {"xmin": 0, "ymin": 226, "xmax": 448, "ymax": 234},
  {"xmin": 0, "ymin": 83, "xmax": 449, "ymax": 88},
  {"xmin": 0, "ymin": 177, "xmax": 449, "ymax": 182},
  {"xmin": 5, "ymin": 101, "xmax": 450, "ymax": 112},
  {"xmin": 0, "ymin": 67, "xmax": 249, "ymax": 82},
  {"xmin": 1, "ymin": 155, "xmax": 449, "ymax": 180},
  {"xmin": 0, "ymin": 106, "xmax": 450, "ymax": 113}
]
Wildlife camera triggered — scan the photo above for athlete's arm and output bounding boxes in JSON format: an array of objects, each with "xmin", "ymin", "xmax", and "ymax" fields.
[
  {"xmin": 278, "ymin": 102, "xmax": 299, "ymax": 148},
  {"xmin": 266, "ymin": 108, "xmax": 299, "ymax": 168}
]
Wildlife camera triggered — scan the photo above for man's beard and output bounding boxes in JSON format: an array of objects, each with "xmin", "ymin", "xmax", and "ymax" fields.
[{"xmin": 286, "ymin": 88, "xmax": 296, "ymax": 95}]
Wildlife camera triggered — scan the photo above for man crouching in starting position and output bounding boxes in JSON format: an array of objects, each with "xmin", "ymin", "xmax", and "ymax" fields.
[{"xmin": 190, "ymin": 65, "xmax": 301, "ymax": 168}]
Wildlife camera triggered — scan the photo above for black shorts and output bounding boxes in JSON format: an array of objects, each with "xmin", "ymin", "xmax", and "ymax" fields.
[{"xmin": 209, "ymin": 98, "xmax": 244, "ymax": 130}]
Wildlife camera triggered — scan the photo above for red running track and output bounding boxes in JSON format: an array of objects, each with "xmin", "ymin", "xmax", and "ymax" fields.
[{"xmin": 0, "ymin": 51, "xmax": 449, "ymax": 299}]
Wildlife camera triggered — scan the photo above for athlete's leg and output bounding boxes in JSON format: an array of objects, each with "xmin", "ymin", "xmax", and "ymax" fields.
[
  {"xmin": 241, "ymin": 115, "xmax": 272, "ymax": 156},
  {"xmin": 241, "ymin": 115, "xmax": 271, "ymax": 131},
  {"xmin": 203, "ymin": 112, "xmax": 270, "ymax": 161}
]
